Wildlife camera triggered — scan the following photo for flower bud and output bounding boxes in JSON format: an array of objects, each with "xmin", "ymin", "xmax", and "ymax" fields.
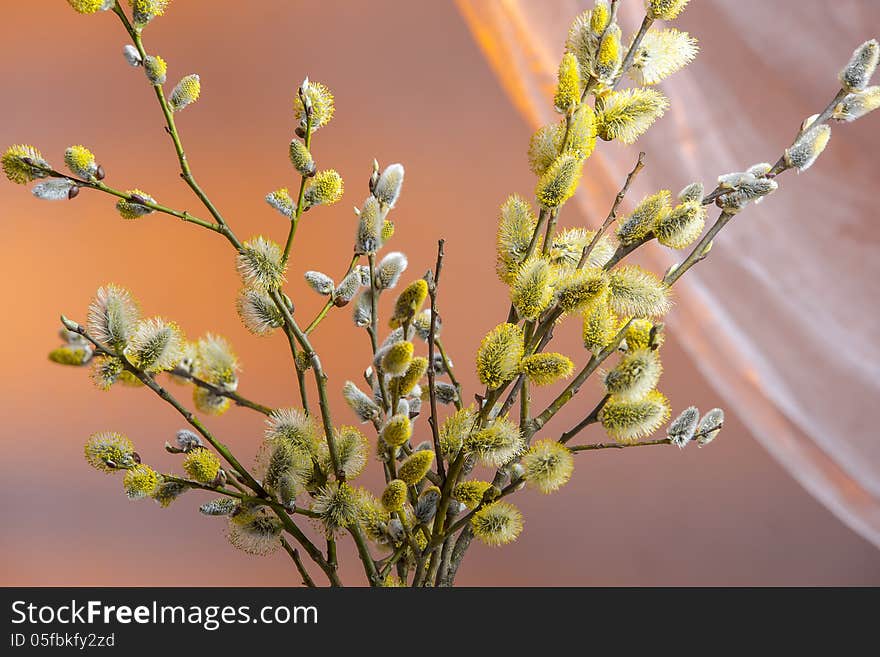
[
  {"xmin": 169, "ymin": 74, "xmax": 201, "ymax": 112},
  {"xmin": 839, "ymin": 39, "xmax": 879, "ymax": 93}
]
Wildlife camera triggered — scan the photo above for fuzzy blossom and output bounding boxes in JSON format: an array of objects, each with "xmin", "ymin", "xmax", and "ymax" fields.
[
  {"xmin": 582, "ymin": 296, "xmax": 618, "ymax": 354},
  {"xmin": 374, "ymin": 163, "xmax": 405, "ymax": 208},
  {"xmin": 380, "ymin": 414, "xmax": 412, "ymax": 449},
  {"xmin": 597, "ymin": 88, "xmax": 669, "ymax": 144},
  {"xmin": 199, "ymin": 497, "xmax": 238, "ymax": 516},
  {"xmin": 375, "ymin": 251, "xmax": 408, "ymax": 290},
  {"xmin": 64, "ymin": 145, "xmax": 99, "ymax": 179},
  {"xmin": 412, "ymin": 309, "xmax": 439, "ymax": 342},
  {"xmin": 294, "ymin": 79, "xmax": 335, "ymax": 132},
  {"xmin": 343, "ymin": 380, "xmax": 380, "ymax": 422},
  {"xmin": 116, "ymin": 189, "xmax": 156, "ymax": 220},
  {"xmin": 839, "ymin": 39, "xmax": 879, "ymax": 93},
  {"xmin": 496, "ymin": 195, "xmax": 538, "ymax": 283},
  {"xmin": 123, "ymin": 45, "xmax": 142, "ymax": 67},
  {"xmin": 834, "ymin": 87, "xmax": 880, "ymax": 122},
  {"xmin": 617, "ymin": 190, "xmax": 671, "ymax": 246},
  {"xmin": 550, "ymin": 227, "xmax": 612, "ymax": 271},
  {"xmin": 389, "ymin": 279, "xmax": 428, "ymax": 328},
  {"xmin": 380, "ymin": 341, "xmax": 413, "ymax": 377},
  {"xmin": 398, "ymin": 450, "xmax": 435, "ymax": 485},
  {"xmin": 144, "ymin": 55, "xmax": 167, "ymax": 85},
  {"xmin": 304, "ymin": 270, "xmax": 335, "ymax": 296},
  {"xmin": 476, "ymin": 323, "xmax": 525, "ymax": 390},
  {"xmin": 183, "ymin": 447, "xmax": 221, "ymax": 484},
  {"xmin": 88, "ymin": 284, "xmax": 140, "ymax": 349},
  {"xmin": 603, "ymin": 348, "xmax": 662, "ymax": 400},
  {"xmin": 265, "ymin": 188, "xmax": 296, "ymax": 219},
  {"xmin": 656, "ymin": 200, "xmax": 705, "ymax": 249},
  {"xmin": 565, "ymin": 10, "xmax": 600, "ymax": 83},
  {"xmin": 471, "ymin": 501, "xmax": 523, "ymax": 546},
  {"xmin": 49, "ymin": 344, "xmax": 93, "ymax": 366},
  {"xmin": 32, "ymin": 179, "xmax": 78, "ymax": 202},
  {"xmin": 555, "ymin": 267, "xmax": 608, "ymax": 312},
  {"xmin": 236, "ymin": 287, "xmax": 283, "ymax": 336},
  {"xmin": 168, "ymin": 74, "xmax": 201, "ymax": 112},
  {"xmin": 510, "ymin": 257, "xmax": 555, "ymax": 321},
  {"xmin": 535, "ymin": 153, "xmax": 582, "ymax": 208},
  {"xmin": 381, "ymin": 479, "xmax": 408, "ymax": 512},
  {"xmin": 521, "ymin": 440, "xmax": 574, "ymax": 494},
  {"xmin": 667, "ymin": 406, "xmax": 699, "ymax": 448},
  {"xmin": 678, "ymin": 182, "xmax": 704, "ymax": 203},
  {"xmin": 123, "ymin": 317, "xmax": 184, "ymax": 373},
  {"xmin": 465, "ymin": 416, "xmax": 524, "ymax": 468},
  {"xmin": 266, "ymin": 408, "xmax": 319, "ymax": 457},
  {"xmin": 520, "ymin": 353, "xmax": 574, "ymax": 386},
  {"xmin": 288, "ymin": 140, "xmax": 315, "ymax": 177},
  {"xmin": 304, "ymin": 170, "xmax": 344, "ymax": 208},
  {"xmin": 193, "ymin": 334, "xmax": 239, "ymax": 391},
  {"xmin": 624, "ymin": 318, "xmax": 663, "ymax": 351},
  {"xmin": 237, "ymin": 236, "xmax": 285, "ymax": 290},
  {"xmin": 226, "ymin": 508, "xmax": 282, "ymax": 555},
  {"xmin": 696, "ymin": 408, "xmax": 725, "ymax": 446},
  {"xmin": 326, "ymin": 426, "xmax": 368, "ymax": 480},
  {"xmin": 332, "ymin": 268, "xmax": 362, "ymax": 307},
  {"xmin": 123, "ymin": 464, "xmax": 160, "ymax": 500},
  {"xmin": 629, "ymin": 28, "xmax": 698, "ymax": 86},
  {"xmin": 129, "ymin": 0, "xmax": 172, "ymax": 25},
  {"xmin": 85, "ymin": 431, "xmax": 138, "ymax": 473},
  {"xmin": 601, "ymin": 390, "xmax": 670, "ymax": 443},
  {"xmin": 645, "ymin": 0, "xmax": 691, "ymax": 21},
  {"xmin": 313, "ymin": 482, "xmax": 362, "ymax": 536},
  {"xmin": 717, "ymin": 178, "xmax": 778, "ymax": 213},
  {"xmin": 554, "ymin": 52, "xmax": 582, "ymax": 112},
  {"xmin": 355, "ymin": 196, "xmax": 384, "ymax": 255},
  {"xmin": 453, "ymin": 480, "xmax": 493, "ymax": 509},
  {"xmin": 595, "ymin": 25, "xmax": 623, "ymax": 85},
  {"xmin": 152, "ymin": 480, "xmax": 188, "ymax": 508},
  {"xmin": 415, "ymin": 486, "xmax": 441, "ymax": 524},
  {"xmin": 2, "ymin": 144, "xmax": 49, "ymax": 184},
  {"xmin": 608, "ymin": 265, "xmax": 671, "ymax": 317},
  {"xmin": 440, "ymin": 405, "xmax": 476, "ymax": 459},
  {"xmin": 390, "ymin": 356, "xmax": 428, "ymax": 398},
  {"xmin": 784, "ymin": 123, "xmax": 831, "ymax": 172},
  {"xmin": 67, "ymin": 0, "xmax": 114, "ymax": 14},
  {"xmin": 193, "ymin": 387, "xmax": 230, "ymax": 416}
]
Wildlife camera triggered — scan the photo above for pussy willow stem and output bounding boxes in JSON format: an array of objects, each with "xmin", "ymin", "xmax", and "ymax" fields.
[
  {"xmin": 664, "ymin": 210, "xmax": 734, "ymax": 286},
  {"xmin": 559, "ymin": 394, "xmax": 610, "ymax": 444},
  {"xmin": 281, "ymin": 538, "xmax": 317, "ymax": 588},
  {"xmin": 569, "ymin": 437, "xmax": 671, "ymax": 452},
  {"xmin": 32, "ymin": 166, "xmax": 220, "ymax": 232},
  {"xmin": 282, "ymin": 116, "xmax": 313, "ymax": 266},
  {"xmin": 427, "ymin": 239, "xmax": 447, "ymax": 482},
  {"xmin": 270, "ymin": 289, "xmax": 343, "ymax": 481},
  {"xmin": 304, "ymin": 254, "xmax": 360, "ymax": 334},
  {"xmin": 112, "ymin": 3, "xmax": 241, "ymax": 251},
  {"xmin": 169, "ymin": 367, "xmax": 274, "ymax": 416},
  {"xmin": 350, "ymin": 525, "xmax": 380, "ymax": 586}
]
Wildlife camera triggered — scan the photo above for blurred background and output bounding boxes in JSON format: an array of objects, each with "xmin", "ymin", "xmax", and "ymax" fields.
[{"xmin": 0, "ymin": 0, "xmax": 878, "ymax": 586}]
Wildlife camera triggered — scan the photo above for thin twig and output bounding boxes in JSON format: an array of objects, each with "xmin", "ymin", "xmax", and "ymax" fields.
[{"xmin": 427, "ymin": 239, "xmax": 447, "ymax": 482}]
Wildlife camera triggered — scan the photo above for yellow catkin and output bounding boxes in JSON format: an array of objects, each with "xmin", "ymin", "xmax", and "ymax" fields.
[{"xmin": 475, "ymin": 323, "xmax": 525, "ymax": 390}]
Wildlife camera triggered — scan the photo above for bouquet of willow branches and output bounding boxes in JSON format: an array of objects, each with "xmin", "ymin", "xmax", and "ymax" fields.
[{"xmin": 5, "ymin": 0, "xmax": 877, "ymax": 587}]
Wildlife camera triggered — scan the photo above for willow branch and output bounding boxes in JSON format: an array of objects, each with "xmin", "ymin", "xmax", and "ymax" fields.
[
  {"xmin": 111, "ymin": 3, "xmax": 242, "ymax": 251},
  {"xmin": 280, "ymin": 538, "xmax": 316, "ymax": 588},
  {"xmin": 427, "ymin": 239, "xmax": 447, "ymax": 482},
  {"xmin": 169, "ymin": 367, "xmax": 274, "ymax": 416}
]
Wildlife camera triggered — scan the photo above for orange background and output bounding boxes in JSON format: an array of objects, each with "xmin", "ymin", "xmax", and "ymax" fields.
[{"xmin": 0, "ymin": 1, "xmax": 878, "ymax": 585}]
